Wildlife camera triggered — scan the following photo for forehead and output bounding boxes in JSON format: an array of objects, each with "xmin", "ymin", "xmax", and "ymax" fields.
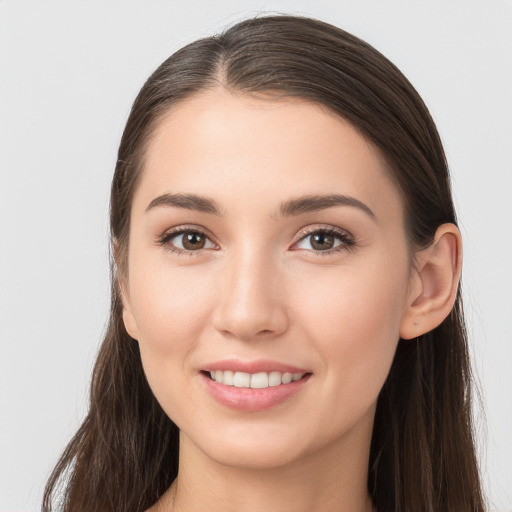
[{"xmin": 134, "ymin": 89, "xmax": 403, "ymax": 223}]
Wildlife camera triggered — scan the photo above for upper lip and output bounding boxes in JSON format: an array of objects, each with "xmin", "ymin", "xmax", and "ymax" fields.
[{"xmin": 201, "ymin": 359, "xmax": 310, "ymax": 374}]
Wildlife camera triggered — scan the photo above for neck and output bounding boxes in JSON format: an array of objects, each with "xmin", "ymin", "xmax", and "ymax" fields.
[{"xmin": 154, "ymin": 408, "xmax": 376, "ymax": 512}]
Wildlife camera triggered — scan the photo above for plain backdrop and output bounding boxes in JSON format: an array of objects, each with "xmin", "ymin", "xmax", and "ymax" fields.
[{"xmin": 0, "ymin": 1, "xmax": 511, "ymax": 511}]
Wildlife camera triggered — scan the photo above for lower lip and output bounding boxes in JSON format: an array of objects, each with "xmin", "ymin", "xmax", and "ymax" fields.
[{"xmin": 199, "ymin": 372, "xmax": 311, "ymax": 412}]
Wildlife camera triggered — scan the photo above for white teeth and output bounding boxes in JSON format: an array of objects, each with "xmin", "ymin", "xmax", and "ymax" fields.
[
  {"xmin": 269, "ymin": 371, "xmax": 282, "ymax": 387},
  {"xmin": 233, "ymin": 372, "xmax": 250, "ymax": 387},
  {"xmin": 250, "ymin": 372, "xmax": 269, "ymax": 388},
  {"xmin": 208, "ymin": 370, "xmax": 306, "ymax": 388},
  {"xmin": 223, "ymin": 370, "xmax": 234, "ymax": 386},
  {"xmin": 282, "ymin": 372, "xmax": 292, "ymax": 384}
]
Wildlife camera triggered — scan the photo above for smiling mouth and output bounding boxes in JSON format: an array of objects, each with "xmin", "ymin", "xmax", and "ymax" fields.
[{"xmin": 202, "ymin": 370, "xmax": 310, "ymax": 389}]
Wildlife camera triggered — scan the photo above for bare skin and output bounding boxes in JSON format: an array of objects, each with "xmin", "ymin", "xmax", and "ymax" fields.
[{"xmin": 120, "ymin": 88, "xmax": 461, "ymax": 512}]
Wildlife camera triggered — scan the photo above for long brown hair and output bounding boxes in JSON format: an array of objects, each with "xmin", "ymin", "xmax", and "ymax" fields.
[{"xmin": 43, "ymin": 14, "xmax": 486, "ymax": 512}]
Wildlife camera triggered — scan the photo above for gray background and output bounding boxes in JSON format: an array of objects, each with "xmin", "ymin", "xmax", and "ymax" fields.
[{"xmin": 0, "ymin": 1, "xmax": 511, "ymax": 510}]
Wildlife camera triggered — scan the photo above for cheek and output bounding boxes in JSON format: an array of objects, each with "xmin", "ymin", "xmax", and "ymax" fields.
[
  {"xmin": 127, "ymin": 259, "xmax": 217, "ymax": 402},
  {"xmin": 292, "ymin": 254, "xmax": 409, "ymax": 395},
  {"xmin": 127, "ymin": 262, "xmax": 221, "ymax": 424},
  {"xmin": 130, "ymin": 260, "xmax": 214, "ymax": 344}
]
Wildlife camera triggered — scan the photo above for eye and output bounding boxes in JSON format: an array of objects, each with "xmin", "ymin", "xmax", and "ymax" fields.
[
  {"xmin": 293, "ymin": 227, "xmax": 355, "ymax": 254},
  {"xmin": 158, "ymin": 227, "xmax": 217, "ymax": 254}
]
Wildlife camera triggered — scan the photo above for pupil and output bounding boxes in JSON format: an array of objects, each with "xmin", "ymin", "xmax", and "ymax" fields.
[{"xmin": 311, "ymin": 233, "xmax": 334, "ymax": 250}]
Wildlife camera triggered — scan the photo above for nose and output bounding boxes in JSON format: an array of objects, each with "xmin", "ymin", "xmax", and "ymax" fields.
[{"xmin": 212, "ymin": 248, "xmax": 289, "ymax": 341}]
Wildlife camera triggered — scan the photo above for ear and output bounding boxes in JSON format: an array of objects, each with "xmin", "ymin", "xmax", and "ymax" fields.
[
  {"xmin": 400, "ymin": 223, "xmax": 462, "ymax": 340},
  {"xmin": 114, "ymin": 239, "xmax": 139, "ymax": 340},
  {"xmin": 120, "ymin": 280, "xmax": 139, "ymax": 341}
]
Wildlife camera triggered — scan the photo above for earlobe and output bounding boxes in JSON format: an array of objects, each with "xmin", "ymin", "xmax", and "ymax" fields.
[
  {"xmin": 400, "ymin": 223, "xmax": 462, "ymax": 340},
  {"xmin": 120, "ymin": 281, "xmax": 139, "ymax": 340},
  {"xmin": 113, "ymin": 240, "xmax": 139, "ymax": 340}
]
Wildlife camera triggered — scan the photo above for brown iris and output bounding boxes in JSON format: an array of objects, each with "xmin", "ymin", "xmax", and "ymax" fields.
[
  {"xmin": 182, "ymin": 232, "xmax": 206, "ymax": 250},
  {"xmin": 310, "ymin": 232, "xmax": 335, "ymax": 250}
]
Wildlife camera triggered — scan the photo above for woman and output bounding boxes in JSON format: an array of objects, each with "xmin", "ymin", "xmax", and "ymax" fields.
[{"xmin": 43, "ymin": 14, "xmax": 486, "ymax": 512}]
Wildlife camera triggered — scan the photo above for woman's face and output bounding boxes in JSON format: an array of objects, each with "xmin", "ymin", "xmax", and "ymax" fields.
[{"xmin": 122, "ymin": 89, "xmax": 416, "ymax": 469}]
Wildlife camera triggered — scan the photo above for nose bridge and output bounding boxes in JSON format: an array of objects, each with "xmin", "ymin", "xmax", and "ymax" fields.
[{"xmin": 213, "ymin": 243, "xmax": 288, "ymax": 340}]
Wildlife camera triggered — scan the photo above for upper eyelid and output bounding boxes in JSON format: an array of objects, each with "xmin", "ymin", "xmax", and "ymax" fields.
[
  {"xmin": 160, "ymin": 224, "xmax": 217, "ymax": 242},
  {"xmin": 295, "ymin": 224, "xmax": 352, "ymax": 238}
]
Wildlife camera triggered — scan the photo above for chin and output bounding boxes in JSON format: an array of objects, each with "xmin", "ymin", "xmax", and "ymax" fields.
[
  {"xmin": 208, "ymin": 443, "xmax": 306, "ymax": 470},
  {"xmin": 182, "ymin": 426, "xmax": 314, "ymax": 470}
]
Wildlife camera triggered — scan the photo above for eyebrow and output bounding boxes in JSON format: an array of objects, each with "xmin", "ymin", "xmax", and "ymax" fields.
[
  {"xmin": 278, "ymin": 194, "xmax": 375, "ymax": 219},
  {"xmin": 145, "ymin": 192, "xmax": 375, "ymax": 220},
  {"xmin": 145, "ymin": 193, "xmax": 222, "ymax": 215}
]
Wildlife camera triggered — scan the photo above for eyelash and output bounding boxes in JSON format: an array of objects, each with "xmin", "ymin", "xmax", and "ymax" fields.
[{"xmin": 157, "ymin": 225, "xmax": 356, "ymax": 256}]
